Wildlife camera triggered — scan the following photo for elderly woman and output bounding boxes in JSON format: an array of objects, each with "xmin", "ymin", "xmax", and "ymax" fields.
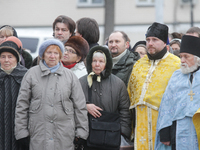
[
  {"xmin": 62, "ymin": 36, "xmax": 89, "ymax": 78},
  {"xmin": 15, "ymin": 39, "xmax": 89, "ymax": 150},
  {"xmin": 0, "ymin": 38, "xmax": 27, "ymax": 150},
  {"xmin": 79, "ymin": 46, "xmax": 131, "ymax": 150}
]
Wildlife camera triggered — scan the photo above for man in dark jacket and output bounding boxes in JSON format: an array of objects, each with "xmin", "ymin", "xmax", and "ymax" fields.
[{"xmin": 108, "ymin": 31, "xmax": 140, "ymax": 87}]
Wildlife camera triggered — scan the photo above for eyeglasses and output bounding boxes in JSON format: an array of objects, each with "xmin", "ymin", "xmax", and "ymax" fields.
[{"xmin": 65, "ymin": 48, "xmax": 77, "ymax": 54}]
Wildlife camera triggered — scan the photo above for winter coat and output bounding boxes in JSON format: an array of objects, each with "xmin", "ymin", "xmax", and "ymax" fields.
[
  {"xmin": 70, "ymin": 61, "xmax": 87, "ymax": 79},
  {"xmin": 112, "ymin": 50, "xmax": 140, "ymax": 87},
  {"xmin": 15, "ymin": 61, "xmax": 89, "ymax": 150},
  {"xmin": 0, "ymin": 64, "xmax": 27, "ymax": 150},
  {"xmin": 79, "ymin": 46, "xmax": 131, "ymax": 139}
]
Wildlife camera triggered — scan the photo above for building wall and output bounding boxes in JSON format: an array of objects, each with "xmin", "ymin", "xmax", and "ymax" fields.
[{"xmin": 0, "ymin": 0, "xmax": 200, "ymax": 46}]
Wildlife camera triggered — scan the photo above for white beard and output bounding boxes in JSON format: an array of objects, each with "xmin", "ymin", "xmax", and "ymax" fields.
[{"xmin": 181, "ymin": 62, "xmax": 198, "ymax": 74}]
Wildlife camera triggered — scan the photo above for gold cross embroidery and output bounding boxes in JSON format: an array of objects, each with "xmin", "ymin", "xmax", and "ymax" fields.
[{"xmin": 188, "ymin": 90, "xmax": 195, "ymax": 101}]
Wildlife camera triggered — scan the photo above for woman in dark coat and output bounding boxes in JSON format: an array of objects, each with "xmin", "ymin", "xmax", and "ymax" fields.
[
  {"xmin": 0, "ymin": 38, "xmax": 27, "ymax": 150},
  {"xmin": 79, "ymin": 46, "xmax": 131, "ymax": 150}
]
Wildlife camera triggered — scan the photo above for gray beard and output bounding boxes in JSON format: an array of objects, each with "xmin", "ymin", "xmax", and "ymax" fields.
[{"xmin": 181, "ymin": 63, "xmax": 198, "ymax": 74}]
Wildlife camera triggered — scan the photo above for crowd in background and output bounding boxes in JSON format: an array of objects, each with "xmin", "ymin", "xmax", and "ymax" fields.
[{"xmin": 0, "ymin": 15, "xmax": 200, "ymax": 150}]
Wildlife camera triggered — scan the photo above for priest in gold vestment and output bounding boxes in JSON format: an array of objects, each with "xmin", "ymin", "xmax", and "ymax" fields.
[{"xmin": 127, "ymin": 22, "xmax": 180, "ymax": 150}]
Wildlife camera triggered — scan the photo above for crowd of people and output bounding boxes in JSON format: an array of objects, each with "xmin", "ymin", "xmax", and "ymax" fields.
[{"xmin": 0, "ymin": 14, "xmax": 200, "ymax": 150}]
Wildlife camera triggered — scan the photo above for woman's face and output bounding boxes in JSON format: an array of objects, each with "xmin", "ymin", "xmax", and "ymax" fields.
[
  {"xmin": 92, "ymin": 54, "xmax": 106, "ymax": 75},
  {"xmin": 62, "ymin": 46, "xmax": 81, "ymax": 65},
  {"xmin": 0, "ymin": 52, "xmax": 17, "ymax": 70},
  {"xmin": 171, "ymin": 43, "xmax": 180, "ymax": 51},
  {"xmin": 0, "ymin": 32, "xmax": 8, "ymax": 45},
  {"xmin": 43, "ymin": 45, "xmax": 61, "ymax": 67},
  {"xmin": 135, "ymin": 46, "xmax": 147, "ymax": 58}
]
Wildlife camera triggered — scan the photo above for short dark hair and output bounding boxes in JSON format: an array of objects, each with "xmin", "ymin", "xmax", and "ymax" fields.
[
  {"xmin": 171, "ymin": 32, "xmax": 182, "ymax": 39},
  {"xmin": 76, "ymin": 17, "xmax": 100, "ymax": 44},
  {"xmin": 109, "ymin": 31, "xmax": 130, "ymax": 42},
  {"xmin": 186, "ymin": 27, "xmax": 200, "ymax": 37},
  {"xmin": 53, "ymin": 15, "xmax": 75, "ymax": 35}
]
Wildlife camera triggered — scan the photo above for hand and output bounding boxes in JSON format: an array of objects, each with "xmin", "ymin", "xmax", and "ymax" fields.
[
  {"xmin": 17, "ymin": 136, "xmax": 30, "ymax": 150},
  {"xmin": 162, "ymin": 141, "xmax": 170, "ymax": 146},
  {"xmin": 74, "ymin": 137, "xmax": 86, "ymax": 150},
  {"xmin": 87, "ymin": 104, "xmax": 102, "ymax": 118}
]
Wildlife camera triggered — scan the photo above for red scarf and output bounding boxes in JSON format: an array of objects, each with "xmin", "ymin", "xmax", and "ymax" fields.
[{"xmin": 62, "ymin": 61, "xmax": 77, "ymax": 69}]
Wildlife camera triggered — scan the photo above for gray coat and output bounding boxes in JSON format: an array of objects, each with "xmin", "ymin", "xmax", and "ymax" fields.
[{"xmin": 15, "ymin": 61, "xmax": 89, "ymax": 150}]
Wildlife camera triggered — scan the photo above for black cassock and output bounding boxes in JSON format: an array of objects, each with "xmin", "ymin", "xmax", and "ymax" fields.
[{"xmin": 0, "ymin": 64, "xmax": 27, "ymax": 150}]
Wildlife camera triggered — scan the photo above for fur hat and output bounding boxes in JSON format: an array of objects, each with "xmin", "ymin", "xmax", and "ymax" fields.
[
  {"xmin": 0, "ymin": 40, "xmax": 21, "ymax": 62},
  {"xmin": 180, "ymin": 35, "xmax": 200, "ymax": 57},
  {"xmin": 39, "ymin": 39, "xmax": 64, "ymax": 58},
  {"xmin": 146, "ymin": 22, "xmax": 168, "ymax": 43},
  {"xmin": 65, "ymin": 36, "xmax": 89, "ymax": 61}
]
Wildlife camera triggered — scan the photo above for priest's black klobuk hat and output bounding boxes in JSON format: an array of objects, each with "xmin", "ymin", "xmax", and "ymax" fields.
[
  {"xmin": 146, "ymin": 22, "xmax": 168, "ymax": 43},
  {"xmin": 180, "ymin": 35, "xmax": 200, "ymax": 58}
]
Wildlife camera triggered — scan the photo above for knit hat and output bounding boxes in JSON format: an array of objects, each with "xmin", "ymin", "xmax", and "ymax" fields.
[
  {"xmin": 0, "ymin": 25, "xmax": 18, "ymax": 37},
  {"xmin": 131, "ymin": 40, "xmax": 146, "ymax": 52},
  {"xmin": 5, "ymin": 36, "xmax": 23, "ymax": 53},
  {"xmin": 39, "ymin": 39, "xmax": 65, "ymax": 58},
  {"xmin": 146, "ymin": 22, "xmax": 168, "ymax": 43},
  {"xmin": 180, "ymin": 35, "xmax": 200, "ymax": 57},
  {"xmin": 0, "ymin": 40, "xmax": 21, "ymax": 62},
  {"xmin": 65, "ymin": 36, "xmax": 89, "ymax": 61}
]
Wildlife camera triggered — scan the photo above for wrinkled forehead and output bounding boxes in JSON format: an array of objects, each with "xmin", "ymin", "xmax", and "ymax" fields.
[{"xmin": 180, "ymin": 52, "xmax": 194, "ymax": 59}]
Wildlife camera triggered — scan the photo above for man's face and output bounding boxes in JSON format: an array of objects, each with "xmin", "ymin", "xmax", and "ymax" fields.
[
  {"xmin": 180, "ymin": 53, "xmax": 198, "ymax": 74},
  {"xmin": 146, "ymin": 37, "xmax": 166, "ymax": 55},
  {"xmin": 108, "ymin": 32, "xmax": 129, "ymax": 58},
  {"xmin": 54, "ymin": 22, "xmax": 71, "ymax": 42}
]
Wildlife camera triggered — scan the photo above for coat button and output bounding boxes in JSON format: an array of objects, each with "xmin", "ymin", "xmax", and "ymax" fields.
[
  {"xmin": 94, "ymin": 89, "xmax": 96, "ymax": 92},
  {"xmin": 51, "ymin": 104, "xmax": 54, "ymax": 107},
  {"xmin": 50, "ymin": 120, "xmax": 53, "ymax": 123},
  {"xmin": 100, "ymin": 93, "xmax": 102, "ymax": 96}
]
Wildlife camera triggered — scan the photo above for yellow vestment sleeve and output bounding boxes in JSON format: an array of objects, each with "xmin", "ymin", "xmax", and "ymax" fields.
[{"xmin": 193, "ymin": 108, "xmax": 200, "ymax": 149}]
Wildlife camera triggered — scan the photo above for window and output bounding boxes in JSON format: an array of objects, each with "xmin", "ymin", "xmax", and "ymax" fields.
[
  {"xmin": 19, "ymin": 37, "xmax": 39, "ymax": 53},
  {"xmin": 77, "ymin": 0, "xmax": 104, "ymax": 7},
  {"xmin": 136, "ymin": 0, "xmax": 155, "ymax": 6}
]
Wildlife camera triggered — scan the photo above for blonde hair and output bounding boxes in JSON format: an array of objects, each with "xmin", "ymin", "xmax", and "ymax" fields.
[{"xmin": 0, "ymin": 26, "xmax": 13, "ymax": 37}]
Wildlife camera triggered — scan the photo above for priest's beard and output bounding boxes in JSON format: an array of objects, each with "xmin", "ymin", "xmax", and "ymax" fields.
[{"xmin": 181, "ymin": 62, "xmax": 198, "ymax": 74}]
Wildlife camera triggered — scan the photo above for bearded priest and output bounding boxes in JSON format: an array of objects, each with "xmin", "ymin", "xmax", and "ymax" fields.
[
  {"xmin": 155, "ymin": 35, "xmax": 200, "ymax": 150},
  {"xmin": 128, "ymin": 22, "xmax": 180, "ymax": 150}
]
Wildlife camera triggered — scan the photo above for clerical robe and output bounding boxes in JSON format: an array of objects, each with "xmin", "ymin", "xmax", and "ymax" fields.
[
  {"xmin": 155, "ymin": 69, "xmax": 200, "ymax": 150},
  {"xmin": 128, "ymin": 52, "xmax": 180, "ymax": 150}
]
